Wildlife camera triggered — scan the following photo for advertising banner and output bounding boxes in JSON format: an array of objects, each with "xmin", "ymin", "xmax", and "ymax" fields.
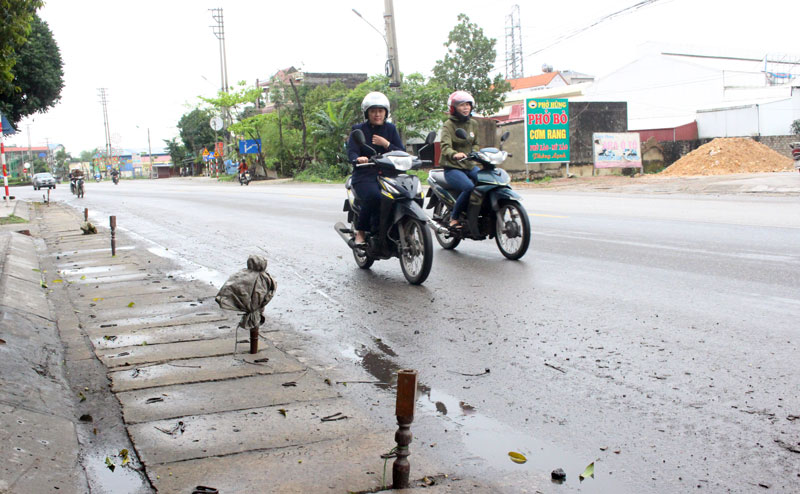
[
  {"xmin": 592, "ymin": 133, "xmax": 642, "ymax": 169},
  {"xmin": 525, "ymin": 98, "xmax": 569, "ymax": 163}
]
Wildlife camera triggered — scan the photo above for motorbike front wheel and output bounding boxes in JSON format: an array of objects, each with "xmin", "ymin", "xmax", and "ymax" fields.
[
  {"xmin": 77, "ymin": 184, "xmax": 84, "ymax": 198},
  {"xmin": 432, "ymin": 202, "xmax": 461, "ymax": 250},
  {"xmin": 495, "ymin": 200, "xmax": 530, "ymax": 260},
  {"xmin": 399, "ymin": 217, "xmax": 433, "ymax": 285}
]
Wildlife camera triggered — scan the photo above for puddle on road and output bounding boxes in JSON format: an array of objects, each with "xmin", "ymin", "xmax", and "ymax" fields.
[
  {"xmin": 51, "ymin": 246, "xmax": 135, "ymax": 257},
  {"xmin": 338, "ymin": 339, "xmax": 625, "ymax": 491},
  {"xmin": 59, "ymin": 265, "xmax": 128, "ymax": 276},
  {"xmin": 147, "ymin": 246, "xmax": 228, "ymax": 288},
  {"xmin": 84, "ymin": 452, "xmax": 150, "ymax": 494}
]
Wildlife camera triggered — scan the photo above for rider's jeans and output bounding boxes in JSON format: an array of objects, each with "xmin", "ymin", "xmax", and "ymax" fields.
[{"xmin": 445, "ymin": 166, "xmax": 479, "ymax": 221}]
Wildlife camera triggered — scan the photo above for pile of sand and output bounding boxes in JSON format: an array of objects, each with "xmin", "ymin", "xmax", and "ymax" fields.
[{"xmin": 661, "ymin": 138, "xmax": 793, "ymax": 176}]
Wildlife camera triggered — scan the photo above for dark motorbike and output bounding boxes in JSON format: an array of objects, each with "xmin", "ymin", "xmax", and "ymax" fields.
[
  {"xmin": 791, "ymin": 142, "xmax": 800, "ymax": 173},
  {"xmin": 334, "ymin": 130, "xmax": 436, "ymax": 285},
  {"xmin": 71, "ymin": 177, "xmax": 85, "ymax": 198},
  {"xmin": 425, "ymin": 130, "xmax": 530, "ymax": 260},
  {"xmin": 112, "ymin": 173, "xmax": 119, "ymax": 184},
  {"xmin": 239, "ymin": 171, "xmax": 250, "ymax": 185}
]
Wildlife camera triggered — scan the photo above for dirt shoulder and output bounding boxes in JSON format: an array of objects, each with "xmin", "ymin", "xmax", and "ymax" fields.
[{"xmin": 514, "ymin": 171, "xmax": 800, "ymax": 196}]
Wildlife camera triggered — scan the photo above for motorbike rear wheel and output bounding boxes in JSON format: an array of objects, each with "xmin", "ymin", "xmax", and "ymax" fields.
[
  {"xmin": 351, "ymin": 221, "xmax": 374, "ymax": 269},
  {"xmin": 495, "ymin": 200, "xmax": 530, "ymax": 260},
  {"xmin": 399, "ymin": 217, "xmax": 433, "ymax": 285},
  {"xmin": 432, "ymin": 202, "xmax": 461, "ymax": 250}
]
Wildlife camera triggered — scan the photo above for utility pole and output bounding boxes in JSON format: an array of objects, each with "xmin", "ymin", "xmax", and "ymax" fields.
[
  {"xmin": 209, "ymin": 8, "xmax": 229, "ymax": 94},
  {"xmin": 210, "ymin": 8, "xmax": 230, "ymax": 168},
  {"xmin": 147, "ymin": 128, "xmax": 154, "ymax": 179},
  {"xmin": 98, "ymin": 88, "xmax": 112, "ymax": 173},
  {"xmin": 383, "ymin": 0, "xmax": 402, "ymax": 88}
]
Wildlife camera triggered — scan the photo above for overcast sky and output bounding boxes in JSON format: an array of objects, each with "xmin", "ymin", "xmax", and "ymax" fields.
[{"xmin": 7, "ymin": 0, "xmax": 797, "ymax": 154}]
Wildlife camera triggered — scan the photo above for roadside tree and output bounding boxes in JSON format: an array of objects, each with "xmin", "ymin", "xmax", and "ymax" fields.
[
  {"xmin": 0, "ymin": 0, "xmax": 43, "ymax": 93},
  {"xmin": 432, "ymin": 14, "xmax": 510, "ymax": 116},
  {"xmin": 791, "ymin": 119, "xmax": 800, "ymax": 136},
  {"xmin": 0, "ymin": 14, "xmax": 64, "ymax": 127}
]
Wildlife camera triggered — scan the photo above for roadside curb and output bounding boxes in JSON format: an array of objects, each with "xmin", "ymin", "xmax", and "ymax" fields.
[{"xmin": 0, "ymin": 214, "xmax": 89, "ymax": 493}]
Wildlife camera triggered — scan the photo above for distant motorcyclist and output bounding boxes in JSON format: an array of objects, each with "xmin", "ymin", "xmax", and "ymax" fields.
[
  {"xmin": 439, "ymin": 90, "xmax": 481, "ymax": 228},
  {"xmin": 69, "ymin": 168, "xmax": 84, "ymax": 193},
  {"xmin": 346, "ymin": 91, "xmax": 404, "ymax": 246}
]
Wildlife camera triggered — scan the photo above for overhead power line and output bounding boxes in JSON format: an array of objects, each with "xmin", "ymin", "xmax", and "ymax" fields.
[{"xmin": 525, "ymin": 0, "xmax": 666, "ymax": 58}]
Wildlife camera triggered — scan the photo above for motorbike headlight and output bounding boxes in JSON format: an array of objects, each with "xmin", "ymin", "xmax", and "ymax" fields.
[
  {"xmin": 388, "ymin": 155, "xmax": 414, "ymax": 171},
  {"xmin": 487, "ymin": 151, "xmax": 508, "ymax": 165}
]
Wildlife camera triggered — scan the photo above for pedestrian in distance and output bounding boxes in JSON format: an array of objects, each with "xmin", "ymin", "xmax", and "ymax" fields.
[
  {"xmin": 346, "ymin": 91, "xmax": 404, "ymax": 246},
  {"xmin": 439, "ymin": 90, "xmax": 481, "ymax": 228}
]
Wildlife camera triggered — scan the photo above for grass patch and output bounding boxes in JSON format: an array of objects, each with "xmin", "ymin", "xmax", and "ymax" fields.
[
  {"xmin": 217, "ymin": 174, "xmax": 235, "ymax": 182},
  {"xmin": 0, "ymin": 214, "xmax": 27, "ymax": 225}
]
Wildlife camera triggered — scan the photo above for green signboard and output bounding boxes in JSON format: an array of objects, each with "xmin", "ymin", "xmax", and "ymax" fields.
[{"xmin": 525, "ymin": 98, "xmax": 569, "ymax": 163}]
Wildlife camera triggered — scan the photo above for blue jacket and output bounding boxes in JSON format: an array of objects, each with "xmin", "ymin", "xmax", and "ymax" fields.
[{"xmin": 347, "ymin": 121, "xmax": 404, "ymax": 184}]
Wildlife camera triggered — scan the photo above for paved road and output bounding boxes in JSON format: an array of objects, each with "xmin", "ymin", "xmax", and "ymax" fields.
[{"xmin": 12, "ymin": 178, "xmax": 800, "ymax": 492}]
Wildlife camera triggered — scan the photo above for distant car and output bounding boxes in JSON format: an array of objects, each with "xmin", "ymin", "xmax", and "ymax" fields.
[{"xmin": 32, "ymin": 172, "xmax": 56, "ymax": 190}]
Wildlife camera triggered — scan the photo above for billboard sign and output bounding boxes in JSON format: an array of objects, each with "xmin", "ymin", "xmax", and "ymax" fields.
[
  {"xmin": 592, "ymin": 133, "xmax": 642, "ymax": 169},
  {"xmin": 525, "ymin": 98, "xmax": 569, "ymax": 163}
]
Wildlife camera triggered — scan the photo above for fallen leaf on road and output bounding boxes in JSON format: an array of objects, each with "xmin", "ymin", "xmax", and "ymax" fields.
[
  {"xmin": 80, "ymin": 275, "xmax": 86, "ymax": 280},
  {"xmin": 120, "ymin": 449, "xmax": 130, "ymax": 466},
  {"xmin": 78, "ymin": 392, "xmax": 86, "ymax": 402},
  {"xmin": 52, "ymin": 279, "xmax": 63, "ymax": 283},
  {"xmin": 508, "ymin": 452, "xmax": 527, "ymax": 464},
  {"xmin": 127, "ymin": 302, "xmax": 135, "ymax": 307},
  {"xmin": 580, "ymin": 462, "xmax": 595, "ymax": 480},
  {"xmin": 278, "ymin": 409, "xmax": 287, "ymax": 417},
  {"xmin": 105, "ymin": 456, "xmax": 115, "ymax": 472},
  {"xmin": 92, "ymin": 297, "xmax": 103, "ymax": 302}
]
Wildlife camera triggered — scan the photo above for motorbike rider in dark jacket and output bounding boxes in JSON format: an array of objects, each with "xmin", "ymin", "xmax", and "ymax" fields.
[
  {"xmin": 346, "ymin": 91, "xmax": 404, "ymax": 246},
  {"xmin": 440, "ymin": 90, "xmax": 481, "ymax": 228}
]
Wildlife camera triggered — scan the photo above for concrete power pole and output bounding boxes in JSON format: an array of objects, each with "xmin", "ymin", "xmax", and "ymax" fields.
[
  {"xmin": 383, "ymin": 0, "xmax": 401, "ymax": 88},
  {"xmin": 98, "ymin": 88, "xmax": 112, "ymax": 172},
  {"xmin": 209, "ymin": 8, "xmax": 229, "ymax": 94}
]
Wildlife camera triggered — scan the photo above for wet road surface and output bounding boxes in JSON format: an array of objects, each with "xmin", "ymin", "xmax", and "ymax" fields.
[{"xmin": 13, "ymin": 179, "xmax": 800, "ymax": 492}]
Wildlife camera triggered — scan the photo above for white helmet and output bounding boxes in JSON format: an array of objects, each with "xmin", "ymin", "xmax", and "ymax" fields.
[{"xmin": 361, "ymin": 91, "xmax": 391, "ymax": 120}]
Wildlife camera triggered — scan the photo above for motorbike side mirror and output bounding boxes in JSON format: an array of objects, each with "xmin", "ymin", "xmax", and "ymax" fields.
[
  {"xmin": 351, "ymin": 129, "xmax": 366, "ymax": 146},
  {"xmin": 418, "ymin": 131, "xmax": 437, "ymax": 154},
  {"xmin": 350, "ymin": 128, "xmax": 377, "ymax": 156},
  {"xmin": 499, "ymin": 131, "xmax": 510, "ymax": 150},
  {"xmin": 455, "ymin": 128, "xmax": 468, "ymax": 140}
]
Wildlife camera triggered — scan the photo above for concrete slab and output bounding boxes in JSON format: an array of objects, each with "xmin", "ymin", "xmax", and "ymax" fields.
[
  {"xmin": 145, "ymin": 433, "xmax": 409, "ymax": 494},
  {"xmin": 1, "ymin": 275, "xmax": 50, "ymax": 319},
  {"xmin": 87, "ymin": 310, "xmax": 228, "ymax": 336},
  {"xmin": 90, "ymin": 320, "xmax": 237, "ymax": 349},
  {"xmin": 4, "ymin": 255, "xmax": 42, "ymax": 283},
  {"xmin": 71, "ymin": 279, "xmax": 185, "ymax": 300},
  {"xmin": 109, "ymin": 348, "xmax": 305, "ymax": 391},
  {"xmin": 98, "ymin": 337, "xmax": 236, "ymax": 368},
  {"xmin": 81, "ymin": 299, "xmax": 218, "ymax": 325},
  {"xmin": 127, "ymin": 397, "xmax": 379, "ymax": 465},
  {"xmin": 117, "ymin": 371, "xmax": 340, "ymax": 424},
  {"xmin": 0, "ymin": 405, "xmax": 87, "ymax": 493}
]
